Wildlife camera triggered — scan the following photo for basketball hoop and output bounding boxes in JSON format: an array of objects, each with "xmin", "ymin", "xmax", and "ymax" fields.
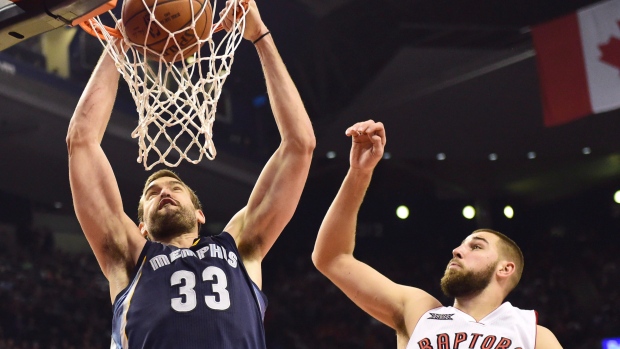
[{"xmin": 77, "ymin": 0, "xmax": 249, "ymax": 170}]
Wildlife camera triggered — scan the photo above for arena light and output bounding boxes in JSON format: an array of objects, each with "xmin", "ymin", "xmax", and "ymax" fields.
[
  {"xmin": 504, "ymin": 205, "xmax": 514, "ymax": 219},
  {"xmin": 436, "ymin": 153, "xmax": 446, "ymax": 161},
  {"xmin": 462, "ymin": 205, "xmax": 475, "ymax": 219},
  {"xmin": 602, "ymin": 338, "xmax": 620, "ymax": 349},
  {"xmin": 614, "ymin": 190, "xmax": 620, "ymax": 204},
  {"xmin": 252, "ymin": 95, "xmax": 267, "ymax": 108},
  {"xmin": 326, "ymin": 151, "xmax": 336, "ymax": 159},
  {"xmin": 527, "ymin": 151, "xmax": 536, "ymax": 160},
  {"xmin": 396, "ymin": 205, "xmax": 409, "ymax": 220}
]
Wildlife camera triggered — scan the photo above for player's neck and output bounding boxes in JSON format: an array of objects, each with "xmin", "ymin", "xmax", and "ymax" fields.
[
  {"xmin": 156, "ymin": 231, "xmax": 199, "ymax": 248},
  {"xmin": 452, "ymin": 286, "xmax": 505, "ymax": 322}
]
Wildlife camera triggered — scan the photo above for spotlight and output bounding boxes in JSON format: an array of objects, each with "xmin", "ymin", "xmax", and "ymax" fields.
[
  {"xmin": 396, "ymin": 205, "xmax": 409, "ymax": 220},
  {"xmin": 326, "ymin": 151, "xmax": 336, "ymax": 159},
  {"xmin": 436, "ymin": 153, "xmax": 446, "ymax": 161},
  {"xmin": 504, "ymin": 206, "xmax": 514, "ymax": 219},
  {"xmin": 462, "ymin": 205, "xmax": 475, "ymax": 219},
  {"xmin": 614, "ymin": 190, "xmax": 620, "ymax": 204}
]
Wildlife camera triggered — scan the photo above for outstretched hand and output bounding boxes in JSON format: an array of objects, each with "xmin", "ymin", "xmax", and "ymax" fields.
[
  {"xmin": 219, "ymin": 0, "xmax": 269, "ymax": 42},
  {"xmin": 345, "ymin": 120, "xmax": 386, "ymax": 173}
]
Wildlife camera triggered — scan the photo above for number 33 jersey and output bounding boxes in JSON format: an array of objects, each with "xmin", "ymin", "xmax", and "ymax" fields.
[{"xmin": 111, "ymin": 232, "xmax": 267, "ymax": 349}]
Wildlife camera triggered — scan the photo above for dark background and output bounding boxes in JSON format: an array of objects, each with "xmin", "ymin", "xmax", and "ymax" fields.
[{"xmin": 0, "ymin": 0, "xmax": 619, "ymax": 347}]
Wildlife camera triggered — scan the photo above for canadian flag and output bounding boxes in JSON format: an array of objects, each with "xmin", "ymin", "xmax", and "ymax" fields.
[{"xmin": 532, "ymin": 0, "xmax": 620, "ymax": 127}]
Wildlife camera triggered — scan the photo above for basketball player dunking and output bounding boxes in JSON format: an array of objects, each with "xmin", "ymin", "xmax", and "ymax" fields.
[
  {"xmin": 66, "ymin": 1, "xmax": 315, "ymax": 348},
  {"xmin": 312, "ymin": 120, "xmax": 563, "ymax": 349}
]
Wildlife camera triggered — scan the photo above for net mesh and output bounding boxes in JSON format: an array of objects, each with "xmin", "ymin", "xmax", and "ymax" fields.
[{"xmin": 84, "ymin": 0, "xmax": 248, "ymax": 170}]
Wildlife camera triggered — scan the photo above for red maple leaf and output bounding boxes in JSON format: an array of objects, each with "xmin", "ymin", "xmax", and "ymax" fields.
[{"xmin": 599, "ymin": 21, "xmax": 620, "ymax": 70}]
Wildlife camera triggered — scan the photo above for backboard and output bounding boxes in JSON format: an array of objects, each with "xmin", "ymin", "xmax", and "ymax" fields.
[{"xmin": 0, "ymin": 0, "xmax": 113, "ymax": 51}]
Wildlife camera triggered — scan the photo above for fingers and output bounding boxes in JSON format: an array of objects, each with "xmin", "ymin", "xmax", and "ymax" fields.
[
  {"xmin": 218, "ymin": 0, "xmax": 248, "ymax": 32},
  {"xmin": 222, "ymin": 17, "xmax": 233, "ymax": 31},
  {"xmin": 217, "ymin": 0, "xmax": 264, "ymax": 42},
  {"xmin": 345, "ymin": 120, "xmax": 387, "ymax": 146}
]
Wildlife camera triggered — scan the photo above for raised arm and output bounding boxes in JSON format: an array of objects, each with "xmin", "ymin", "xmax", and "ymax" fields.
[
  {"xmin": 312, "ymin": 120, "xmax": 440, "ymax": 337},
  {"xmin": 222, "ymin": 1, "xmax": 315, "ymax": 279},
  {"xmin": 66, "ymin": 48, "xmax": 145, "ymax": 300}
]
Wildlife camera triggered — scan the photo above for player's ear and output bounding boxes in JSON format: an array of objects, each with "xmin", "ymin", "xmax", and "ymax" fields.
[
  {"xmin": 497, "ymin": 261, "xmax": 515, "ymax": 279},
  {"xmin": 138, "ymin": 222, "xmax": 149, "ymax": 239},
  {"xmin": 196, "ymin": 210, "xmax": 206, "ymax": 225}
]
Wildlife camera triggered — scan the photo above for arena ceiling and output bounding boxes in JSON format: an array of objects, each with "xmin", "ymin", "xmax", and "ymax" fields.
[{"xmin": 1, "ymin": 0, "xmax": 620, "ymax": 229}]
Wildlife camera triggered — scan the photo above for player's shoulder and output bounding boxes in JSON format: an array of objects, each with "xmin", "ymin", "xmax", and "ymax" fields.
[
  {"xmin": 402, "ymin": 286, "xmax": 442, "ymax": 310},
  {"xmin": 535, "ymin": 324, "xmax": 563, "ymax": 349},
  {"xmin": 200, "ymin": 231, "xmax": 237, "ymax": 247},
  {"xmin": 401, "ymin": 286, "xmax": 442, "ymax": 336},
  {"xmin": 191, "ymin": 232, "xmax": 242, "ymax": 260},
  {"xmin": 498, "ymin": 302, "xmax": 538, "ymax": 326}
]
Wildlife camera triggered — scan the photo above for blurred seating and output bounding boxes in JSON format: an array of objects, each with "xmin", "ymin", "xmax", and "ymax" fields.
[{"xmin": 0, "ymin": 222, "xmax": 617, "ymax": 348}]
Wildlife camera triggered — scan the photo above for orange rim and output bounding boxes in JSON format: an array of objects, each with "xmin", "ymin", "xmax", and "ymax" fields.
[
  {"xmin": 79, "ymin": 0, "xmax": 248, "ymax": 39},
  {"xmin": 79, "ymin": 20, "xmax": 123, "ymax": 40}
]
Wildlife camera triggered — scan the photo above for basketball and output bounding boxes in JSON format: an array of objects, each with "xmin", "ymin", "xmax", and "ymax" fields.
[{"xmin": 122, "ymin": 0, "xmax": 213, "ymax": 62}]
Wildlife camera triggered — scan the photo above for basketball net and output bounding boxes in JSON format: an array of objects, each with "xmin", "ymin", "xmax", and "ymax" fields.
[{"xmin": 81, "ymin": 0, "xmax": 248, "ymax": 170}]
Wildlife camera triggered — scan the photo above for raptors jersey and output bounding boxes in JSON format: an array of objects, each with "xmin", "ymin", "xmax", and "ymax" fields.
[
  {"xmin": 407, "ymin": 302, "xmax": 536, "ymax": 349},
  {"xmin": 111, "ymin": 232, "xmax": 267, "ymax": 349}
]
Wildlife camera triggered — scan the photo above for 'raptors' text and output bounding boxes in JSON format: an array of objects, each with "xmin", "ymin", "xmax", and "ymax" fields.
[{"xmin": 417, "ymin": 333, "xmax": 521, "ymax": 349}]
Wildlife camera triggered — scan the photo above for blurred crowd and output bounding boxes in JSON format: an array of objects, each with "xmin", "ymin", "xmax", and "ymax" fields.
[
  {"xmin": 0, "ymin": 223, "xmax": 617, "ymax": 349},
  {"xmin": 0, "ymin": 226, "xmax": 110, "ymax": 349}
]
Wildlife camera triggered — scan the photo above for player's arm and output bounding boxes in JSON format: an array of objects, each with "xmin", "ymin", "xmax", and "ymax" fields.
[
  {"xmin": 223, "ymin": 1, "xmax": 315, "ymax": 274},
  {"xmin": 535, "ymin": 325, "xmax": 563, "ymax": 349},
  {"xmin": 66, "ymin": 48, "xmax": 145, "ymax": 295},
  {"xmin": 312, "ymin": 121, "xmax": 441, "ymax": 334}
]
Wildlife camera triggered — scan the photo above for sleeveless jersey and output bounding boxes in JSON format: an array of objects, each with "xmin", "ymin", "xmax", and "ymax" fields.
[
  {"xmin": 111, "ymin": 232, "xmax": 267, "ymax": 349},
  {"xmin": 406, "ymin": 302, "xmax": 537, "ymax": 349}
]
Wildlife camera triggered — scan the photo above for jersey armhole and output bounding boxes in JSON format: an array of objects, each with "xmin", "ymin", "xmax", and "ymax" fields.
[
  {"xmin": 112, "ymin": 241, "xmax": 152, "ymax": 305},
  {"xmin": 407, "ymin": 305, "xmax": 444, "ymax": 338},
  {"xmin": 218, "ymin": 231, "xmax": 269, "ymax": 319},
  {"xmin": 216, "ymin": 231, "xmax": 236, "ymax": 244},
  {"xmin": 251, "ymin": 281, "xmax": 268, "ymax": 320}
]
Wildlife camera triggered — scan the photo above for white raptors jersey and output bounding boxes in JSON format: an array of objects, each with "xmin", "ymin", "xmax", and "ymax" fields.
[{"xmin": 406, "ymin": 302, "xmax": 537, "ymax": 349}]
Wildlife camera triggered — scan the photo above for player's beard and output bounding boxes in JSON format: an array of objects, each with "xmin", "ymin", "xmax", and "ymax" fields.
[
  {"xmin": 146, "ymin": 202, "xmax": 197, "ymax": 241},
  {"xmin": 440, "ymin": 260, "xmax": 497, "ymax": 298}
]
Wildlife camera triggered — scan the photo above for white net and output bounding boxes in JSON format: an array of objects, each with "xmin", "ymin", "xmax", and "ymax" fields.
[{"xmin": 83, "ymin": 0, "xmax": 248, "ymax": 170}]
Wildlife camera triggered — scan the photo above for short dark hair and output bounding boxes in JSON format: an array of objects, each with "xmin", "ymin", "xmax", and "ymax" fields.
[
  {"xmin": 473, "ymin": 229, "xmax": 524, "ymax": 293},
  {"xmin": 137, "ymin": 169, "xmax": 202, "ymax": 222}
]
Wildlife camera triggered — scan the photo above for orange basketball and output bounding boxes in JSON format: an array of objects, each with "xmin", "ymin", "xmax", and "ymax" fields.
[{"xmin": 122, "ymin": 0, "xmax": 213, "ymax": 62}]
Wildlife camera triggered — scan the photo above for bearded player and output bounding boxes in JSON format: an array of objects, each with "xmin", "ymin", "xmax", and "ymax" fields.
[
  {"xmin": 312, "ymin": 120, "xmax": 562, "ymax": 349},
  {"xmin": 66, "ymin": 1, "xmax": 315, "ymax": 348}
]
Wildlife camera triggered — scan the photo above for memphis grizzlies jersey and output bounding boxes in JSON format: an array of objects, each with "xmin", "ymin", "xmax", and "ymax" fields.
[
  {"xmin": 111, "ymin": 232, "xmax": 267, "ymax": 349},
  {"xmin": 407, "ymin": 302, "xmax": 536, "ymax": 349}
]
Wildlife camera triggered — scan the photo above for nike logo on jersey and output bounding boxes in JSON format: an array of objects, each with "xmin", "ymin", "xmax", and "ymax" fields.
[{"xmin": 428, "ymin": 313, "xmax": 454, "ymax": 320}]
